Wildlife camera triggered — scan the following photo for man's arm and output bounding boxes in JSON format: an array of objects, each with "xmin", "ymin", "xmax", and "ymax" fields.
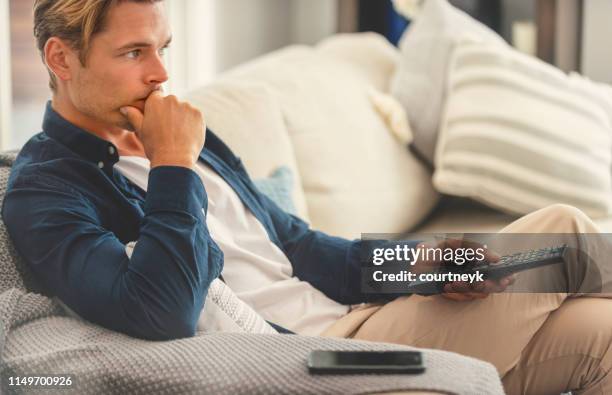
[
  {"xmin": 252, "ymin": 189, "xmax": 420, "ymax": 305},
  {"xmin": 2, "ymin": 167, "xmax": 220, "ymax": 341}
]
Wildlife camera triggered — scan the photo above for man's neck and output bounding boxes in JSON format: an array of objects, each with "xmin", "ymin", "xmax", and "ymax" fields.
[{"xmin": 51, "ymin": 96, "xmax": 146, "ymax": 158}]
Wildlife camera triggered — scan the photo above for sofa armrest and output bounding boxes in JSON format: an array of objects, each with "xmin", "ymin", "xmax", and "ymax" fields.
[{"xmin": 1, "ymin": 289, "xmax": 503, "ymax": 395}]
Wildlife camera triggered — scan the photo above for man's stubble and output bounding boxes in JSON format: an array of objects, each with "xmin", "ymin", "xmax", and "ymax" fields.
[{"xmin": 71, "ymin": 68, "xmax": 139, "ymax": 132}]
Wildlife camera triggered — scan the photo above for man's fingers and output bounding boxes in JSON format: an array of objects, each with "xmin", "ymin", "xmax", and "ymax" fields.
[
  {"xmin": 436, "ymin": 237, "xmax": 501, "ymax": 264},
  {"xmin": 441, "ymin": 292, "xmax": 489, "ymax": 302},
  {"xmin": 485, "ymin": 249, "xmax": 501, "ymax": 263},
  {"xmin": 471, "ymin": 281, "xmax": 486, "ymax": 292},
  {"xmin": 441, "ymin": 292, "xmax": 472, "ymax": 302},
  {"xmin": 480, "ymin": 277, "xmax": 513, "ymax": 293},
  {"xmin": 438, "ymin": 238, "xmax": 464, "ymax": 251},
  {"xmin": 148, "ymin": 89, "xmax": 164, "ymax": 100},
  {"xmin": 444, "ymin": 281, "xmax": 472, "ymax": 293},
  {"xmin": 445, "ymin": 276, "xmax": 512, "ymax": 295},
  {"xmin": 480, "ymin": 280, "xmax": 502, "ymax": 293},
  {"xmin": 120, "ymin": 106, "xmax": 144, "ymax": 132},
  {"xmin": 463, "ymin": 239, "xmax": 500, "ymax": 263}
]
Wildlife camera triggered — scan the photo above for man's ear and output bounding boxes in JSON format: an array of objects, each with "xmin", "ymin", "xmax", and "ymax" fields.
[{"xmin": 44, "ymin": 37, "xmax": 77, "ymax": 83}]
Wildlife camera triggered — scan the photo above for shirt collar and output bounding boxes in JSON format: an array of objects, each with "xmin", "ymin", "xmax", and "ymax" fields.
[
  {"xmin": 42, "ymin": 101, "xmax": 120, "ymax": 170},
  {"xmin": 41, "ymin": 101, "xmax": 238, "ymax": 171}
]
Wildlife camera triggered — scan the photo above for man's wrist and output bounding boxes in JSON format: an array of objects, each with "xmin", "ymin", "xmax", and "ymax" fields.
[
  {"xmin": 145, "ymin": 166, "xmax": 206, "ymax": 215},
  {"xmin": 150, "ymin": 156, "xmax": 195, "ymax": 170}
]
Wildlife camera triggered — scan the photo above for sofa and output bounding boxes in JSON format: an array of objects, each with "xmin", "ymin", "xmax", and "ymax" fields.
[
  {"xmin": 0, "ymin": 34, "xmax": 511, "ymax": 395},
  {"xmin": 186, "ymin": 31, "xmax": 612, "ymax": 241}
]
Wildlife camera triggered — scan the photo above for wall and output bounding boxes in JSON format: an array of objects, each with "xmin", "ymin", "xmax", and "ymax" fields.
[
  {"xmin": 215, "ymin": 0, "xmax": 293, "ymax": 73},
  {"xmin": 581, "ymin": 0, "xmax": 612, "ymax": 83},
  {"xmin": 291, "ymin": 0, "xmax": 338, "ymax": 46},
  {"xmin": 0, "ymin": 0, "xmax": 11, "ymax": 149},
  {"xmin": 166, "ymin": 0, "xmax": 339, "ymax": 95},
  {"xmin": 500, "ymin": 0, "xmax": 534, "ymax": 42},
  {"xmin": 500, "ymin": 0, "xmax": 582, "ymax": 74},
  {"xmin": 215, "ymin": 0, "xmax": 338, "ymax": 73},
  {"xmin": 5, "ymin": 0, "xmax": 49, "ymax": 150},
  {"xmin": 555, "ymin": 0, "xmax": 581, "ymax": 73}
]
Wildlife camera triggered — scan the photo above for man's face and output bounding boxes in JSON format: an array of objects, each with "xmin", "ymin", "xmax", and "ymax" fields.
[{"xmin": 66, "ymin": 1, "xmax": 170, "ymax": 129}]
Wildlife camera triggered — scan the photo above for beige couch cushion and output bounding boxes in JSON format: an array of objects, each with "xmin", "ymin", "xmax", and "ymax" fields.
[
  {"xmin": 185, "ymin": 80, "xmax": 310, "ymax": 220},
  {"xmin": 224, "ymin": 38, "xmax": 438, "ymax": 239},
  {"xmin": 316, "ymin": 32, "xmax": 400, "ymax": 91}
]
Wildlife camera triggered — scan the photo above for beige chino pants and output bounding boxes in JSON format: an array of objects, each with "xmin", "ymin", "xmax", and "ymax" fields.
[{"xmin": 323, "ymin": 204, "xmax": 612, "ymax": 395}]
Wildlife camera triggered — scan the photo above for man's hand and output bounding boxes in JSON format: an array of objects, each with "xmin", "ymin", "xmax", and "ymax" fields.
[
  {"xmin": 413, "ymin": 238, "xmax": 515, "ymax": 302},
  {"xmin": 441, "ymin": 276, "xmax": 516, "ymax": 301},
  {"xmin": 120, "ymin": 91, "xmax": 205, "ymax": 169}
]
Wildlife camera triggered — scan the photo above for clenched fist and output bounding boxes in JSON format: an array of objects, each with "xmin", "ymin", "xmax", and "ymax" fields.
[{"xmin": 120, "ymin": 91, "xmax": 205, "ymax": 169}]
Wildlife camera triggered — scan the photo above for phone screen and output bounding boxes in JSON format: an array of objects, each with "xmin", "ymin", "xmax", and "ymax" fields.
[
  {"xmin": 332, "ymin": 351, "xmax": 421, "ymax": 366},
  {"xmin": 308, "ymin": 350, "xmax": 425, "ymax": 374}
]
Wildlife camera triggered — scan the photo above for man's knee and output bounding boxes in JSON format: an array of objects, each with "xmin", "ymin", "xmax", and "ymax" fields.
[
  {"xmin": 536, "ymin": 203, "xmax": 595, "ymax": 232},
  {"xmin": 542, "ymin": 203, "xmax": 589, "ymax": 222}
]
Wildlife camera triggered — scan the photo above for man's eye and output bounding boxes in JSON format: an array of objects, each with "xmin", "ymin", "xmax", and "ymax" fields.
[
  {"xmin": 158, "ymin": 47, "xmax": 168, "ymax": 57},
  {"xmin": 125, "ymin": 50, "xmax": 141, "ymax": 59}
]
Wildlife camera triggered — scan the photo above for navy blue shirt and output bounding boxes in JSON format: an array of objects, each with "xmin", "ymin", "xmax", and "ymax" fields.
[{"xmin": 2, "ymin": 103, "xmax": 409, "ymax": 341}]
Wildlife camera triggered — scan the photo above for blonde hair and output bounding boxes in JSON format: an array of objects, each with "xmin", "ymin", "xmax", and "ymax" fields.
[{"xmin": 33, "ymin": 0, "xmax": 162, "ymax": 91}]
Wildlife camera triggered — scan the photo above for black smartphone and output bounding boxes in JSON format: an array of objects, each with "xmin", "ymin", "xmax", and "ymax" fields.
[{"xmin": 307, "ymin": 350, "xmax": 425, "ymax": 374}]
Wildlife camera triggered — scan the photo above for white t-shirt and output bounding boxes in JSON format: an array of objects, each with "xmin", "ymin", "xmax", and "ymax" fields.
[{"xmin": 114, "ymin": 156, "xmax": 349, "ymax": 335}]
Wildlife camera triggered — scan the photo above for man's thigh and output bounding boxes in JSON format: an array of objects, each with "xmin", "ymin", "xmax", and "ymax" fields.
[
  {"xmin": 350, "ymin": 292, "xmax": 564, "ymax": 377},
  {"xmin": 370, "ymin": 392, "xmax": 442, "ymax": 395},
  {"xmin": 502, "ymin": 297, "xmax": 612, "ymax": 395}
]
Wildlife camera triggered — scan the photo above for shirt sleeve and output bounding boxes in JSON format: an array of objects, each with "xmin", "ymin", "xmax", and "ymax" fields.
[
  {"xmin": 252, "ymin": 185, "xmax": 420, "ymax": 305},
  {"xmin": 2, "ymin": 166, "xmax": 222, "ymax": 341}
]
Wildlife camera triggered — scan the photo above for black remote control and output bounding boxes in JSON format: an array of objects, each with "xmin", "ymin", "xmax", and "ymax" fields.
[
  {"xmin": 406, "ymin": 245, "xmax": 568, "ymax": 294},
  {"xmin": 475, "ymin": 245, "xmax": 568, "ymax": 279}
]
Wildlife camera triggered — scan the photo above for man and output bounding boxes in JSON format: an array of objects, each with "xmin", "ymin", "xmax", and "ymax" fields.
[{"xmin": 3, "ymin": 0, "xmax": 612, "ymax": 394}]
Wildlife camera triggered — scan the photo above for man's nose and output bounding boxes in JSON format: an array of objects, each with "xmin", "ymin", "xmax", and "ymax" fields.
[{"xmin": 145, "ymin": 53, "xmax": 169, "ymax": 85}]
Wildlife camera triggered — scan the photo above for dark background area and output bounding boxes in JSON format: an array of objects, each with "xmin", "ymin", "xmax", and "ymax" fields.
[{"xmin": 358, "ymin": 0, "xmax": 503, "ymax": 46}]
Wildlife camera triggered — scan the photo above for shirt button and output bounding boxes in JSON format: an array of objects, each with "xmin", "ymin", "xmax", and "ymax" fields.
[
  {"xmin": 108, "ymin": 146, "xmax": 116, "ymax": 155},
  {"xmin": 98, "ymin": 161, "xmax": 104, "ymax": 169}
]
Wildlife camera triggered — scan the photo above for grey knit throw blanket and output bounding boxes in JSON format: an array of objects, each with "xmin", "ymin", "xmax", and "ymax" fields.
[{"xmin": 0, "ymin": 288, "xmax": 504, "ymax": 395}]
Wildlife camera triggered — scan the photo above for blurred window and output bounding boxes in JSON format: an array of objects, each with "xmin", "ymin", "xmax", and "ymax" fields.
[{"xmin": 8, "ymin": 0, "xmax": 49, "ymax": 149}]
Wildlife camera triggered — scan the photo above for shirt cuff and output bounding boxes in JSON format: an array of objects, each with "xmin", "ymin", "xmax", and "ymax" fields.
[{"xmin": 144, "ymin": 166, "xmax": 205, "ymax": 216}]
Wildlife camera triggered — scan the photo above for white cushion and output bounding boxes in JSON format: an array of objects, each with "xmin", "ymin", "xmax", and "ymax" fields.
[
  {"xmin": 185, "ymin": 80, "xmax": 310, "ymax": 221},
  {"xmin": 390, "ymin": 0, "xmax": 507, "ymax": 164},
  {"xmin": 434, "ymin": 41, "xmax": 612, "ymax": 218},
  {"xmin": 226, "ymin": 42, "xmax": 438, "ymax": 239},
  {"xmin": 316, "ymin": 32, "xmax": 400, "ymax": 91}
]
